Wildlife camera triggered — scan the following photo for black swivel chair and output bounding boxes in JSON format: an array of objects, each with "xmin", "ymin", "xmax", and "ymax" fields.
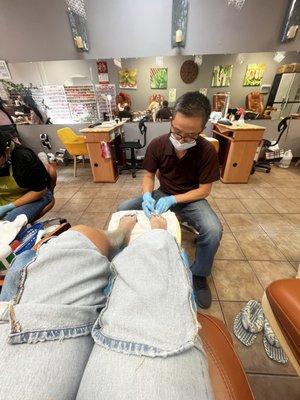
[
  {"xmin": 253, "ymin": 116, "xmax": 290, "ymax": 173},
  {"xmin": 119, "ymin": 118, "xmax": 147, "ymax": 178}
]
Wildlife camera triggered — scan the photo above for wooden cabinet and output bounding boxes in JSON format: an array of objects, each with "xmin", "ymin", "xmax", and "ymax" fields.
[
  {"xmin": 213, "ymin": 122, "xmax": 265, "ymax": 183},
  {"xmin": 80, "ymin": 122, "xmax": 126, "ymax": 183}
]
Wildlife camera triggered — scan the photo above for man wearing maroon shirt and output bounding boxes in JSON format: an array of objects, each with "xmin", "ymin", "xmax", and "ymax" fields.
[{"xmin": 118, "ymin": 92, "xmax": 222, "ymax": 308}]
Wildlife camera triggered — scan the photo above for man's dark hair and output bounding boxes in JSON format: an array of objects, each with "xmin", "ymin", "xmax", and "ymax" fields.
[
  {"xmin": 0, "ymin": 132, "xmax": 12, "ymax": 156},
  {"xmin": 173, "ymin": 91, "xmax": 211, "ymax": 125},
  {"xmin": 162, "ymin": 100, "xmax": 169, "ymax": 107}
]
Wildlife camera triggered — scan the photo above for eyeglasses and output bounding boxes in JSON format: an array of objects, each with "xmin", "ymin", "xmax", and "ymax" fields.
[{"xmin": 170, "ymin": 122, "xmax": 200, "ymax": 142}]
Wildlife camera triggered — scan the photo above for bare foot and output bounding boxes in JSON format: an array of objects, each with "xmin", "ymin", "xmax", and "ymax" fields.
[
  {"xmin": 118, "ymin": 214, "xmax": 137, "ymax": 244},
  {"xmin": 150, "ymin": 215, "xmax": 167, "ymax": 230}
]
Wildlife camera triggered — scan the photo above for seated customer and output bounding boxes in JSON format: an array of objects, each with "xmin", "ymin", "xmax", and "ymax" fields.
[
  {"xmin": 0, "ymin": 132, "xmax": 53, "ymax": 222},
  {"xmin": 118, "ymin": 105, "xmax": 133, "ymax": 121},
  {"xmin": 118, "ymin": 92, "xmax": 222, "ymax": 309},
  {"xmin": 0, "ymin": 215, "xmax": 213, "ymax": 400},
  {"xmin": 156, "ymin": 100, "xmax": 172, "ymax": 121}
]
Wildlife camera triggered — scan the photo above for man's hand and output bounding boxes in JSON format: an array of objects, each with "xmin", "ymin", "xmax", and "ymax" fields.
[
  {"xmin": 0, "ymin": 203, "xmax": 15, "ymax": 218},
  {"xmin": 155, "ymin": 196, "xmax": 177, "ymax": 214},
  {"xmin": 142, "ymin": 192, "xmax": 156, "ymax": 218}
]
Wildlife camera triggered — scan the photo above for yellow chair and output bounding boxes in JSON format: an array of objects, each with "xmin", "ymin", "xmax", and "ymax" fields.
[{"xmin": 57, "ymin": 127, "xmax": 89, "ymax": 177}]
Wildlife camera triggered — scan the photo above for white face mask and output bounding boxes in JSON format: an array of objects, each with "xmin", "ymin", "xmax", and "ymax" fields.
[{"xmin": 169, "ymin": 135, "xmax": 196, "ymax": 151}]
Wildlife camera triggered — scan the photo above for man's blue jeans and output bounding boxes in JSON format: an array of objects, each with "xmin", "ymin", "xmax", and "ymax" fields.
[
  {"xmin": 3, "ymin": 190, "xmax": 53, "ymax": 223},
  {"xmin": 117, "ymin": 189, "xmax": 223, "ymax": 277}
]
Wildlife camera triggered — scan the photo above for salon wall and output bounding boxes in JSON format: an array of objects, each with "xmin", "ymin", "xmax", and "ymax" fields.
[
  {"xmin": 8, "ymin": 52, "xmax": 300, "ymax": 111},
  {"xmin": 1, "ymin": 0, "xmax": 300, "ymax": 63},
  {"xmin": 17, "ymin": 120, "xmax": 300, "ymax": 157}
]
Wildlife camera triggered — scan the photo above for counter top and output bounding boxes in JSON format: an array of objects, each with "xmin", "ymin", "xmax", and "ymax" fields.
[
  {"xmin": 80, "ymin": 120, "xmax": 126, "ymax": 133},
  {"xmin": 216, "ymin": 122, "xmax": 266, "ymax": 131}
]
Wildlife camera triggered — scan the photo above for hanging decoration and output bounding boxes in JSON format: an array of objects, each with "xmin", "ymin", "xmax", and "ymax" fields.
[
  {"xmin": 227, "ymin": 0, "xmax": 246, "ymax": 10},
  {"xmin": 180, "ymin": 60, "xmax": 199, "ymax": 83},
  {"xmin": 113, "ymin": 58, "xmax": 122, "ymax": 69},
  {"xmin": 168, "ymin": 88, "xmax": 177, "ymax": 103},
  {"xmin": 194, "ymin": 55, "xmax": 203, "ymax": 66},
  {"xmin": 236, "ymin": 53, "xmax": 245, "ymax": 64},
  {"xmin": 199, "ymin": 88, "xmax": 208, "ymax": 96},
  {"xmin": 171, "ymin": 0, "xmax": 188, "ymax": 47},
  {"xmin": 156, "ymin": 56, "xmax": 164, "ymax": 67},
  {"xmin": 0, "ymin": 61, "xmax": 11, "ymax": 80},
  {"xmin": 273, "ymin": 52, "xmax": 286, "ymax": 63},
  {"xmin": 66, "ymin": 0, "xmax": 89, "ymax": 51}
]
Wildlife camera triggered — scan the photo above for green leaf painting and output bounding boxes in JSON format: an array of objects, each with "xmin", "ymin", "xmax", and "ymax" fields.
[
  {"xmin": 150, "ymin": 68, "xmax": 168, "ymax": 89},
  {"xmin": 211, "ymin": 65, "xmax": 233, "ymax": 87}
]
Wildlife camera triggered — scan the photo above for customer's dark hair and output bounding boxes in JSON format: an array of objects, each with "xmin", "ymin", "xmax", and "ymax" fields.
[
  {"xmin": 22, "ymin": 95, "xmax": 44, "ymax": 123},
  {"xmin": 162, "ymin": 100, "xmax": 169, "ymax": 107},
  {"xmin": 173, "ymin": 91, "xmax": 211, "ymax": 125},
  {"xmin": 0, "ymin": 132, "xmax": 12, "ymax": 156}
]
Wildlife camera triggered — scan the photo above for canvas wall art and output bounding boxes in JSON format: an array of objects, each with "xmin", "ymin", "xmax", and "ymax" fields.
[
  {"xmin": 211, "ymin": 65, "xmax": 233, "ymax": 87},
  {"xmin": 118, "ymin": 69, "xmax": 137, "ymax": 89},
  {"xmin": 150, "ymin": 68, "xmax": 168, "ymax": 89},
  {"xmin": 243, "ymin": 64, "xmax": 266, "ymax": 86}
]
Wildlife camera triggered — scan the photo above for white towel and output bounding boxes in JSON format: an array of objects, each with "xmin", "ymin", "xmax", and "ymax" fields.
[
  {"xmin": 108, "ymin": 210, "xmax": 181, "ymax": 244},
  {"xmin": 0, "ymin": 214, "xmax": 28, "ymax": 245}
]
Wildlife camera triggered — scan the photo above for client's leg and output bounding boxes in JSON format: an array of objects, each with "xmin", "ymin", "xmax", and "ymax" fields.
[
  {"xmin": 0, "ymin": 217, "xmax": 137, "ymax": 400},
  {"xmin": 77, "ymin": 216, "xmax": 214, "ymax": 400}
]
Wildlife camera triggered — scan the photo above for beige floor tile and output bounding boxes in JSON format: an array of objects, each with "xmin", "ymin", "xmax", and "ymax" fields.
[
  {"xmin": 215, "ymin": 213, "xmax": 230, "ymax": 233},
  {"xmin": 210, "ymin": 187, "xmax": 236, "ymax": 198},
  {"xmin": 247, "ymin": 374, "xmax": 300, "ymax": 400},
  {"xmin": 253, "ymin": 187, "xmax": 287, "ymax": 199},
  {"xmin": 54, "ymin": 187, "xmax": 79, "ymax": 199},
  {"xmin": 264, "ymin": 198, "xmax": 300, "ymax": 214},
  {"xmin": 223, "ymin": 213, "xmax": 264, "ymax": 233},
  {"xmin": 212, "ymin": 260, "xmax": 263, "ymax": 301},
  {"xmin": 77, "ymin": 212, "xmax": 110, "ymax": 229},
  {"xmin": 249, "ymin": 261, "xmax": 297, "ymax": 289},
  {"xmin": 252, "ymin": 213, "xmax": 297, "ymax": 234},
  {"xmin": 72, "ymin": 188, "xmax": 101, "ymax": 199},
  {"xmin": 269, "ymin": 233, "xmax": 300, "ymax": 262},
  {"xmin": 221, "ymin": 301, "xmax": 297, "ymax": 375},
  {"xmin": 215, "ymin": 232, "xmax": 245, "ymax": 260},
  {"xmin": 118, "ymin": 188, "xmax": 142, "ymax": 197},
  {"xmin": 81, "ymin": 181, "xmax": 104, "ymax": 188},
  {"xmin": 61, "ymin": 197, "xmax": 92, "ymax": 213},
  {"xmin": 284, "ymin": 214, "xmax": 300, "ymax": 230},
  {"xmin": 51, "ymin": 197, "xmax": 69, "ymax": 212},
  {"xmin": 215, "ymin": 198, "xmax": 248, "ymax": 213},
  {"xmin": 229, "ymin": 187, "xmax": 262, "ymax": 199},
  {"xmin": 98, "ymin": 187, "xmax": 121, "ymax": 198},
  {"xmin": 85, "ymin": 198, "xmax": 116, "ymax": 213},
  {"xmin": 234, "ymin": 232, "xmax": 286, "ymax": 261},
  {"xmin": 277, "ymin": 187, "xmax": 300, "ymax": 198},
  {"xmin": 198, "ymin": 301, "xmax": 225, "ymax": 323},
  {"xmin": 240, "ymin": 198, "xmax": 277, "ymax": 213}
]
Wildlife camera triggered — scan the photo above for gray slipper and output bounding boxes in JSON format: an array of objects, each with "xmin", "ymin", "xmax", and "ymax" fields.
[
  {"xmin": 263, "ymin": 320, "xmax": 288, "ymax": 364},
  {"xmin": 233, "ymin": 300, "xmax": 265, "ymax": 346}
]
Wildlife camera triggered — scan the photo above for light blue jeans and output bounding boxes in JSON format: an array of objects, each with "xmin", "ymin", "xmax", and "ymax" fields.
[
  {"xmin": 3, "ymin": 190, "xmax": 53, "ymax": 223},
  {"xmin": 118, "ymin": 189, "xmax": 223, "ymax": 277},
  {"xmin": 0, "ymin": 231, "xmax": 110, "ymax": 400},
  {"xmin": 0, "ymin": 230, "xmax": 213, "ymax": 400}
]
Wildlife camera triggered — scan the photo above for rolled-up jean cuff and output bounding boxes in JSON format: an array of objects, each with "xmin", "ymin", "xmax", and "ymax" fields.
[{"xmin": 0, "ymin": 302, "xmax": 101, "ymax": 345}]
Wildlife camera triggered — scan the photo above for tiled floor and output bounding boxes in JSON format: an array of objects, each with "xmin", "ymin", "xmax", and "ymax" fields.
[{"xmin": 51, "ymin": 163, "xmax": 300, "ymax": 400}]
